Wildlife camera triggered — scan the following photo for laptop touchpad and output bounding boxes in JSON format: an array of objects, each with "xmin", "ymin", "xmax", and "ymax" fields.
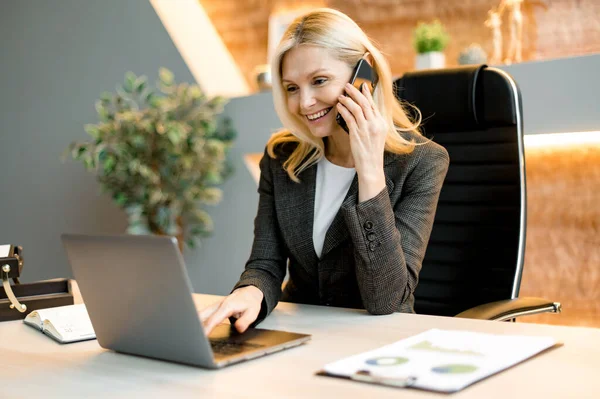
[{"xmin": 209, "ymin": 324, "xmax": 265, "ymax": 357}]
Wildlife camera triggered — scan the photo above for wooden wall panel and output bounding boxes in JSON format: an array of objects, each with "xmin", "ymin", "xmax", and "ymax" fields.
[
  {"xmin": 519, "ymin": 140, "xmax": 600, "ymax": 328},
  {"xmin": 199, "ymin": 0, "xmax": 600, "ymax": 91}
]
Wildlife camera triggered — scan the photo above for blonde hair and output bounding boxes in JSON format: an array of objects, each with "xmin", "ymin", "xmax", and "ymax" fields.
[{"xmin": 268, "ymin": 8, "xmax": 422, "ymax": 182}]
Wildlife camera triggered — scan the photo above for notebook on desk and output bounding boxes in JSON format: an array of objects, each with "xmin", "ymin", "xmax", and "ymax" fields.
[
  {"xmin": 61, "ymin": 234, "xmax": 310, "ymax": 369},
  {"xmin": 24, "ymin": 303, "xmax": 96, "ymax": 344}
]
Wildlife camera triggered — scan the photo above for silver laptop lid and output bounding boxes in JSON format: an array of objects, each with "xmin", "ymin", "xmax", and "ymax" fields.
[{"xmin": 62, "ymin": 234, "xmax": 217, "ymax": 368}]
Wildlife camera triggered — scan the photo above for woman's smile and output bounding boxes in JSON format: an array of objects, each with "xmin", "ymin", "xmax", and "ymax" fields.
[{"xmin": 305, "ymin": 107, "xmax": 333, "ymax": 123}]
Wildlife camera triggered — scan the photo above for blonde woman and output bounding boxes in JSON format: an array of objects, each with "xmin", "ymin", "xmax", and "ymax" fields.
[{"xmin": 201, "ymin": 8, "xmax": 449, "ymax": 334}]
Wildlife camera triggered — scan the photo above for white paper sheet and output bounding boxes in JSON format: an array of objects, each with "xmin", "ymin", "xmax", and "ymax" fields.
[{"xmin": 323, "ymin": 329, "xmax": 557, "ymax": 392}]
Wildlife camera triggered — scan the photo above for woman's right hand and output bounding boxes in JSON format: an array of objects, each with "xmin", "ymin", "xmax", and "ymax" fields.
[{"xmin": 199, "ymin": 285, "xmax": 264, "ymax": 336}]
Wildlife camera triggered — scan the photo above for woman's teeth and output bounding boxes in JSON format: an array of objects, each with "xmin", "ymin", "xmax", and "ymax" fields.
[{"xmin": 306, "ymin": 108, "xmax": 331, "ymax": 121}]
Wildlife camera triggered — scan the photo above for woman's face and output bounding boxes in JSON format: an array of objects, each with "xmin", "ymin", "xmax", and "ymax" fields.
[{"xmin": 281, "ymin": 45, "xmax": 353, "ymax": 138}]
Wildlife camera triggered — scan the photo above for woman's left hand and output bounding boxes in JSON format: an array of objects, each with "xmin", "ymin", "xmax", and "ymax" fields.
[{"xmin": 337, "ymin": 82, "xmax": 387, "ymax": 201}]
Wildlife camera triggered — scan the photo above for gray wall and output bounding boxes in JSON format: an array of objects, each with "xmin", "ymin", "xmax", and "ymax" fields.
[
  {"xmin": 500, "ymin": 54, "xmax": 600, "ymax": 135},
  {"xmin": 0, "ymin": 1, "xmax": 199, "ymax": 284},
  {"xmin": 2, "ymin": 1, "xmax": 599, "ymax": 296}
]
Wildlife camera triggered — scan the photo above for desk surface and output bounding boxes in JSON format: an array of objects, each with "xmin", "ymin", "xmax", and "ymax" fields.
[{"xmin": 2, "ymin": 291, "xmax": 599, "ymax": 398}]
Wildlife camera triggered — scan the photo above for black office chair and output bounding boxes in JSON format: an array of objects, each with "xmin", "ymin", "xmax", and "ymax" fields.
[{"xmin": 394, "ymin": 65, "xmax": 561, "ymax": 321}]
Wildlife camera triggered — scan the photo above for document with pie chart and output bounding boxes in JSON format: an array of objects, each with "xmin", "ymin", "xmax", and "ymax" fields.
[{"xmin": 321, "ymin": 329, "xmax": 559, "ymax": 392}]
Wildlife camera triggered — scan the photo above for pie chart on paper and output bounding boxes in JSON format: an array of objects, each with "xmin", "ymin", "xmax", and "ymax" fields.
[{"xmin": 365, "ymin": 357, "xmax": 409, "ymax": 366}]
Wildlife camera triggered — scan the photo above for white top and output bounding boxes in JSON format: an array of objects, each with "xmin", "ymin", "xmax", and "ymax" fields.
[{"xmin": 313, "ymin": 156, "xmax": 356, "ymax": 258}]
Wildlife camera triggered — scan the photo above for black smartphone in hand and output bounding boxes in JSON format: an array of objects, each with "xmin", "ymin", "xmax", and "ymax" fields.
[{"xmin": 336, "ymin": 58, "xmax": 379, "ymax": 133}]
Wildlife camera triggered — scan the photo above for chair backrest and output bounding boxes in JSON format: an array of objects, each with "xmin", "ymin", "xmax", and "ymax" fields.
[{"xmin": 394, "ymin": 65, "xmax": 526, "ymax": 317}]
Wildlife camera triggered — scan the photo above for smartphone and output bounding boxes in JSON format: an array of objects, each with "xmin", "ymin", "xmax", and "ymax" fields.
[{"xmin": 336, "ymin": 58, "xmax": 379, "ymax": 133}]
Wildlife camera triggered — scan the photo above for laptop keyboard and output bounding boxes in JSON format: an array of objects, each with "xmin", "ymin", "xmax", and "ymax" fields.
[{"xmin": 209, "ymin": 339, "xmax": 265, "ymax": 356}]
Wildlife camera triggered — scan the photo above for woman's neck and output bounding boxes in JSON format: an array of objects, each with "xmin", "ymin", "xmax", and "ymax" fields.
[{"xmin": 324, "ymin": 131, "xmax": 354, "ymax": 168}]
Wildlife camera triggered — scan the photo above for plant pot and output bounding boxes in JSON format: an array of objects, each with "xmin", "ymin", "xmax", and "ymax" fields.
[
  {"xmin": 415, "ymin": 52, "xmax": 446, "ymax": 70},
  {"xmin": 126, "ymin": 205, "xmax": 184, "ymax": 252},
  {"xmin": 151, "ymin": 216, "xmax": 184, "ymax": 253}
]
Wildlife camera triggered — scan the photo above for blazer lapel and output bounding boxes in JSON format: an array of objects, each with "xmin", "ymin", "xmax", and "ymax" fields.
[
  {"xmin": 320, "ymin": 175, "xmax": 357, "ymax": 257},
  {"xmin": 277, "ymin": 163, "xmax": 319, "ymax": 268},
  {"xmin": 320, "ymin": 153, "xmax": 397, "ymax": 258}
]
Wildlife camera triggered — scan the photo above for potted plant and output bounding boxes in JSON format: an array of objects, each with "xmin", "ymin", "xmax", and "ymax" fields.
[
  {"xmin": 458, "ymin": 44, "xmax": 488, "ymax": 65},
  {"xmin": 413, "ymin": 20, "xmax": 450, "ymax": 70},
  {"xmin": 66, "ymin": 68, "xmax": 236, "ymax": 251}
]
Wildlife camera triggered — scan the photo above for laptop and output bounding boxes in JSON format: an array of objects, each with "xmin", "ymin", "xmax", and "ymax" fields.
[{"xmin": 61, "ymin": 234, "xmax": 311, "ymax": 369}]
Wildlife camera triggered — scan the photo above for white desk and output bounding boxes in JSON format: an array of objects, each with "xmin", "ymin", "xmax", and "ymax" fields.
[{"xmin": 2, "ymin": 292, "xmax": 599, "ymax": 398}]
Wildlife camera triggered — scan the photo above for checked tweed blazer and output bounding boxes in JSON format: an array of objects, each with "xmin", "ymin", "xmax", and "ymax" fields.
[{"xmin": 233, "ymin": 132, "xmax": 449, "ymax": 325}]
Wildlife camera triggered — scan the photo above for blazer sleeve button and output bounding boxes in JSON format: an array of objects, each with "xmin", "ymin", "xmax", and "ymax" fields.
[
  {"xmin": 366, "ymin": 232, "xmax": 376, "ymax": 241},
  {"xmin": 368, "ymin": 241, "xmax": 381, "ymax": 251},
  {"xmin": 363, "ymin": 221, "xmax": 373, "ymax": 230}
]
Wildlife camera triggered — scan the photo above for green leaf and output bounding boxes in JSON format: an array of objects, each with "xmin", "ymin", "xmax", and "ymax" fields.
[
  {"xmin": 100, "ymin": 91, "xmax": 113, "ymax": 103},
  {"xmin": 204, "ymin": 170, "xmax": 222, "ymax": 185},
  {"xmin": 144, "ymin": 91, "xmax": 156, "ymax": 105},
  {"xmin": 84, "ymin": 124, "xmax": 100, "ymax": 140},
  {"xmin": 114, "ymin": 192, "xmax": 128, "ymax": 206},
  {"xmin": 128, "ymin": 159, "xmax": 140, "ymax": 173},
  {"xmin": 135, "ymin": 75, "xmax": 147, "ymax": 94},
  {"xmin": 189, "ymin": 226, "xmax": 205, "ymax": 236},
  {"xmin": 83, "ymin": 155, "xmax": 95, "ymax": 170},
  {"xmin": 188, "ymin": 86, "xmax": 203, "ymax": 100},
  {"xmin": 199, "ymin": 187, "xmax": 222, "ymax": 205},
  {"xmin": 94, "ymin": 144, "xmax": 107, "ymax": 163},
  {"xmin": 207, "ymin": 96, "xmax": 227, "ymax": 112},
  {"xmin": 137, "ymin": 165, "xmax": 160, "ymax": 184},
  {"xmin": 132, "ymin": 135, "xmax": 146, "ymax": 148},
  {"xmin": 159, "ymin": 68, "xmax": 174, "ymax": 86},
  {"xmin": 124, "ymin": 71, "xmax": 137, "ymax": 93},
  {"xmin": 167, "ymin": 128, "xmax": 181, "ymax": 145},
  {"xmin": 190, "ymin": 209, "xmax": 213, "ymax": 231},
  {"xmin": 205, "ymin": 139, "xmax": 225, "ymax": 158},
  {"xmin": 149, "ymin": 190, "xmax": 163, "ymax": 206},
  {"xmin": 95, "ymin": 100, "xmax": 105, "ymax": 115},
  {"xmin": 71, "ymin": 144, "xmax": 87, "ymax": 160},
  {"xmin": 103, "ymin": 155, "xmax": 116, "ymax": 174}
]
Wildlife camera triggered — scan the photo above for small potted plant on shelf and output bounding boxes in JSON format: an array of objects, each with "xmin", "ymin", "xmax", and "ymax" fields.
[
  {"xmin": 65, "ymin": 68, "xmax": 236, "ymax": 251},
  {"xmin": 413, "ymin": 19, "xmax": 450, "ymax": 70},
  {"xmin": 458, "ymin": 43, "xmax": 488, "ymax": 65}
]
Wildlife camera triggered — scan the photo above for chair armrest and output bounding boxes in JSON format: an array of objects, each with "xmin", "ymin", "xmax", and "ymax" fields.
[{"xmin": 455, "ymin": 297, "xmax": 562, "ymax": 321}]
